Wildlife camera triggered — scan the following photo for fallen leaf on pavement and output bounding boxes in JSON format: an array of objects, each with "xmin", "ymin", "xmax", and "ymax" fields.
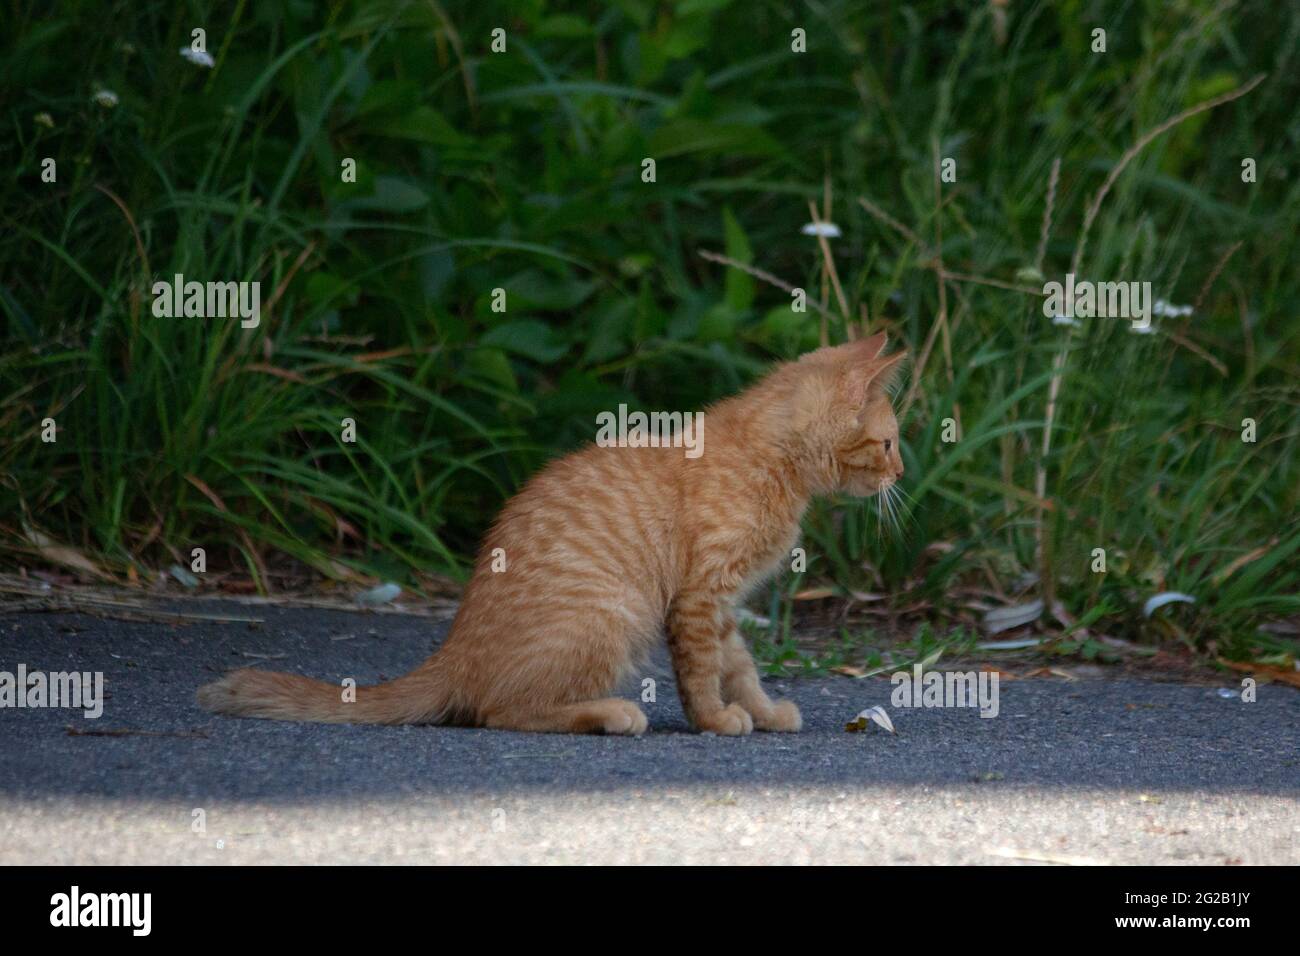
[
  {"xmin": 25, "ymin": 528, "xmax": 113, "ymax": 581},
  {"xmin": 1142, "ymin": 591, "xmax": 1196, "ymax": 618},
  {"xmin": 1217, "ymin": 658, "xmax": 1300, "ymax": 689},
  {"xmin": 830, "ymin": 664, "xmax": 867, "ymax": 677},
  {"xmin": 846, "ymin": 705, "xmax": 895, "ymax": 733},
  {"xmin": 982, "ymin": 599, "xmax": 1044, "ymax": 634}
]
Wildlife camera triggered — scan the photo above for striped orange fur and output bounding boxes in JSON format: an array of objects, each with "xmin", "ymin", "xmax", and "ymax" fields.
[{"xmin": 198, "ymin": 334, "xmax": 907, "ymax": 735}]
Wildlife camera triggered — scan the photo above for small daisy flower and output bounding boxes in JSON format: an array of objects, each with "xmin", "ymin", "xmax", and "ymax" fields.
[
  {"xmin": 180, "ymin": 46, "xmax": 215, "ymax": 68},
  {"xmin": 801, "ymin": 222, "xmax": 841, "ymax": 238},
  {"xmin": 91, "ymin": 88, "xmax": 119, "ymax": 108},
  {"xmin": 1153, "ymin": 299, "xmax": 1193, "ymax": 318}
]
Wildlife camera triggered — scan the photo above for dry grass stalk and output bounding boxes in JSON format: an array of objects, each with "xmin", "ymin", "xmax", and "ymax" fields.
[
  {"xmin": 1034, "ymin": 157, "xmax": 1061, "ymax": 274},
  {"xmin": 696, "ymin": 249, "xmax": 840, "ymax": 324},
  {"xmin": 806, "ymin": 199, "xmax": 851, "ymax": 341},
  {"xmin": 1035, "ymin": 72, "xmax": 1267, "ymax": 610}
]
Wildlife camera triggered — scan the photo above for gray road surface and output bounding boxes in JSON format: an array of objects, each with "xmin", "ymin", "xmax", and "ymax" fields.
[{"xmin": 1, "ymin": 602, "xmax": 1297, "ymax": 864}]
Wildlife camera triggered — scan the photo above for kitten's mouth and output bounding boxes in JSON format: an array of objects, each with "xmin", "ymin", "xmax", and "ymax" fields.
[
  {"xmin": 839, "ymin": 475, "xmax": 910, "ymax": 537},
  {"xmin": 842, "ymin": 472, "xmax": 889, "ymax": 497}
]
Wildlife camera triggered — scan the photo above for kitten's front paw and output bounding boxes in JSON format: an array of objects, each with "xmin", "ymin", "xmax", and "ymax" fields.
[
  {"xmin": 695, "ymin": 703, "xmax": 754, "ymax": 736},
  {"xmin": 753, "ymin": 700, "xmax": 802, "ymax": 732}
]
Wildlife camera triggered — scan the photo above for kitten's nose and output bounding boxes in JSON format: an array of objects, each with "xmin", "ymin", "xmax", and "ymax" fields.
[{"xmin": 894, "ymin": 464, "xmax": 905, "ymax": 479}]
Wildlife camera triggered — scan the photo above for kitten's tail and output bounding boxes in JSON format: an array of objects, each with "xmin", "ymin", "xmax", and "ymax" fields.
[{"xmin": 196, "ymin": 658, "xmax": 452, "ymax": 725}]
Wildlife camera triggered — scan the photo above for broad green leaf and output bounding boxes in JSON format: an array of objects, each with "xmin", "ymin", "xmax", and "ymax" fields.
[{"xmin": 481, "ymin": 320, "xmax": 569, "ymax": 363}]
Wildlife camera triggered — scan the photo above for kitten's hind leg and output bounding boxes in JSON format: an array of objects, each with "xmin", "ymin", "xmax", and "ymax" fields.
[
  {"xmin": 485, "ymin": 698, "xmax": 648, "ymax": 735},
  {"xmin": 721, "ymin": 630, "xmax": 802, "ymax": 732}
]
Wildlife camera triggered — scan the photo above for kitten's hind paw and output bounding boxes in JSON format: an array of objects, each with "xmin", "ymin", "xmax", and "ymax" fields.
[{"xmin": 602, "ymin": 700, "xmax": 649, "ymax": 736}]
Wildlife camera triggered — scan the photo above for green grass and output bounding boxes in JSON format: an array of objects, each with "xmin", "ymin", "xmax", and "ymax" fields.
[
  {"xmin": 2, "ymin": 0, "xmax": 1297, "ymax": 660},
  {"xmin": 749, "ymin": 620, "xmax": 983, "ymax": 679}
]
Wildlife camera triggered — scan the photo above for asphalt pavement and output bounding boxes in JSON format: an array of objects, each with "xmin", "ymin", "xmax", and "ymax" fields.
[{"xmin": 2, "ymin": 601, "xmax": 1296, "ymax": 864}]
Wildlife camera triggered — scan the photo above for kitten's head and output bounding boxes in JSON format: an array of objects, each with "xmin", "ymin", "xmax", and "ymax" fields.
[{"xmin": 794, "ymin": 332, "xmax": 907, "ymax": 498}]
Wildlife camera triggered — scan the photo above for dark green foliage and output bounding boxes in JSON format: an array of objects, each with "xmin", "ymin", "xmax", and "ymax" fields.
[{"xmin": 1, "ymin": 1, "xmax": 1296, "ymax": 651}]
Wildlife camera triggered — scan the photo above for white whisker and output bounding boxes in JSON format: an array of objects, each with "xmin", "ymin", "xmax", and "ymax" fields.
[
  {"xmin": 889, "ymin": 481, "xmax": 916, "ymax": 526},
  {"xmin": 876, "ymin": 481, "xmax": 912, "ymax": 540}
]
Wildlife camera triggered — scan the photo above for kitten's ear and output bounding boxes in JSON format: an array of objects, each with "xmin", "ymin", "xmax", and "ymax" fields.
[
  {"xmin": 798, "ymin": 332, "xmax": 887, "ymax": 366},
  {"xmin": 872, "ymin": 349, "xmax": 908, "ymax": 389},
  {"xmin": 859, "ymin": 330, "xmax": 888, "ymax": 360},
  {"xmin": 837, "ymin": 349, "xmax": 909, "ymax": 406}
]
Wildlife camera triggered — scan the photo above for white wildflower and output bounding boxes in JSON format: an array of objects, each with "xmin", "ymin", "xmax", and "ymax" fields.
[
  {"xmin": 801, "ymin": 222, "xmax": 841, "ymax": 238},
  {"xmin": 91, "ymin": 88, "xmax": 119, "ymax": 108},
  {"xmin": 1153, "ymin": 299, "xmax": 1193, "ymax": 318},
  {"xmin": 180, "ymin": 47, "xmax": 215, "ymax": 68}
]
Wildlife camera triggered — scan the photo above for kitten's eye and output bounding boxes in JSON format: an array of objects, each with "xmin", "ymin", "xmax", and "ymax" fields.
[{"xmin": 884, "ymin": 439, "xmax": 892, "ymax": 453}]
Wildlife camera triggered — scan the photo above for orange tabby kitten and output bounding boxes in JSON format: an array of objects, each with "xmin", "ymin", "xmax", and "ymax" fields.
[{"xmin": 198, "ymin": 333, "xmax": 907, "ymax": 735}]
